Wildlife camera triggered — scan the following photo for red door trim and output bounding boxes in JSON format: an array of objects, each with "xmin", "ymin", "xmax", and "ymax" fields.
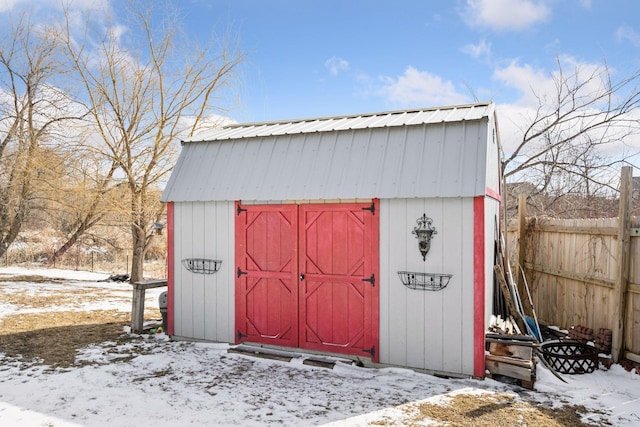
[
  {"xmin": 234, "ymin": 201, "xmax": 242, "ymax": 342},
  {"xmin": 167, "ymin": 201, "xmax": 175, "ymax": 336},
  {"xmin": 370, "ymin": 198, "xmax": 380, "ymax": 362},
  {"xmin": 473, "ymin": 196, "xmax": 485, "ymax": 377}
]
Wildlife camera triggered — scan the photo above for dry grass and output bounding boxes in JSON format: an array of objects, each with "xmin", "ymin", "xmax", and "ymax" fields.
[
  {"xmin": 1, "ymin": 310, "xmax": 129, "ymax": 335},
  {"xmin": 0, "ymin": 319, "xmax": 129, "ymax": 368},
  {"xmin": 0, "ymin": 273, "xmax": 151, "ymax": 368},
  {"xmin": 400, "ymin": 393, "xmax": 604, "ymax": 427}
]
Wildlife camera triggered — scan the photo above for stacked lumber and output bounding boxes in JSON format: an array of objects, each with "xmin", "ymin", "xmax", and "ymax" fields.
[{"xmin": 485, "ymin": 334, "xmax": 537, "ymax": 389}]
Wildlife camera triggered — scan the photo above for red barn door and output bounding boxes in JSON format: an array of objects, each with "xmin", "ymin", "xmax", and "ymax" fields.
[
  {"xmin": 235, "ymin": 204, "xmax": 298, "ymax": 347},
  {"xmin": 235, "ymin": 201, "xmax": 379, "ymax": 361},
  {"xmin": 299, "ymin": 203, "xmax": 379, "ymax": 360}
]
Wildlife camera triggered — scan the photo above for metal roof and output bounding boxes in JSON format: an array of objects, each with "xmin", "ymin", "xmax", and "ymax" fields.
[
  {"xmin": 162, "ymin": 102, "xmax": 497, "ymax": 202},
  {"xmin": 186, "ymin": 103, "xmax": 494, "ymax": 143}
]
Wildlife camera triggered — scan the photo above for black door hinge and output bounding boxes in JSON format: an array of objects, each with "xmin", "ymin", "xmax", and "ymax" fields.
[
  {"xmin": 237, "ymin": 330, "xmax": 247, "ymax": 341},
  {"xmin": 237, "ymin": 204, "xmax": 247, "ymax": 215},
  {"xmin": 362, "ymin": 345, "xmax": 376, "ymax": 358},
  {"xmin": 362, "ymin": 202, "xmax": 375, "ymax": 215},
  {"xmin": 362, "ymin": 273, "xmax": 375, "ymax": 287},
  {"xmin": 237, "ymin": 267, "xmax": 248, "ymax": 278}
]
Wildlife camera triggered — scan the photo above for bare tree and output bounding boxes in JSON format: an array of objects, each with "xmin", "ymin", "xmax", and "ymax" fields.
[
  {"xmin": 502, "ymin": 57, "xmax": 640, "ymax": 216},
  {"xmin": 50, "ymin": 154, "xmax": 120, "ymax": 261},
  {"xmin": 0, "ymin": 14, "xmax": 83, "ymax": 258},
  {"xmin": 59, "ymin": 3, "xmax": 244, "ymax": 281}
]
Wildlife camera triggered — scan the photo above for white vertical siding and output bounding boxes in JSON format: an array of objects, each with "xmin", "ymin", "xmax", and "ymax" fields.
[
  {"xmin": 174, "ymin": 202, "xmax": 190, "ymax": 336},
  {"xmin": 379, "ymin": 198, "xmax": 476, "ymax": 375},
  {"xmin": 171, "ymin": 197, "xmax": 494, "ymax": 376},
  {"xmin": 192, "ymin": 202, "xmax": 206, "ymax": 338},
  {"xmin": 172, "ymin": 201, "xmax": 235, "ymax": 342}
]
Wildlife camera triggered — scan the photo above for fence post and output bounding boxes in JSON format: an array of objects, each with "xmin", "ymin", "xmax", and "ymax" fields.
[{"xmin": 612, "ymin": 166, "xmax": 633, "ymax": 363}]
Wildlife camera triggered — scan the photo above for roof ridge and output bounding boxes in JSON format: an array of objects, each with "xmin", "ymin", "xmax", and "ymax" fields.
[
  {"xmin": 185, "ymin": 102, "xmax": 495, "ymax": 143},
  {"xmin": 224, "ymin": 102, "xmax": 493, "ymax": 129}
]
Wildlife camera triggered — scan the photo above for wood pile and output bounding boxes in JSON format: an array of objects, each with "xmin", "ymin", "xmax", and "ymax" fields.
[
  {"xmin": 485, "ymin": 334, "xmax": 537, "ymax": 389},
  {"xmin": 490, "ymin": 228, "xmax": 605, "ymax": 386},
  {"xmin": 487, "ymin": 228, "xmax": 543, "ymax": 388}
]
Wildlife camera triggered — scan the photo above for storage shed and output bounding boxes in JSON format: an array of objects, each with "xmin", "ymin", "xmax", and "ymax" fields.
[{"xmin": 161, "ymin": 102, "xmax": 501, "ymax": 377}]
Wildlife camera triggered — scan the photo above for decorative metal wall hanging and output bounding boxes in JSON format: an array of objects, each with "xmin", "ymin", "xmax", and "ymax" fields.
[
  {"xmin": 412, "ymin": 213, "xmax": 437, "ymax": 261},
  {"xmin": 397, "ymin": 271, "xmax": 452, "ymax": 291},
  {"xmin": 181, "ymin": 258, "xmax": 222, "ymax": 274},
  {"xmin": 154, "ymin": 222, "xmax": 164, "ymax": 235}
]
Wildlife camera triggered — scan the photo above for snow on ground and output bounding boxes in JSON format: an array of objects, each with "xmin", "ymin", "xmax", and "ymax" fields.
[
  {"xmin": 0, "ymin": 266, "xmax": 163, "ymax": 318},
  {"xmin": 1, "ymin": 267, "xmax": 640, "ymax": 426}
]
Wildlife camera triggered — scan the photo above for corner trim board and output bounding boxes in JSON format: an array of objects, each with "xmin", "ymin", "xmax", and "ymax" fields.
[
  {"xmin": 167, "ymin": 201, "xmax": 175, "ymax": 336},
  {"xmin": 473, "ymin": 196, "xmax": 485, "ymax": 377}
]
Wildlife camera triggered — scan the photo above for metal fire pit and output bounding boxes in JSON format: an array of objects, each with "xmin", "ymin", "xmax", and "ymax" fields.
[{"xmin": 539, "ymin": 341, "xmax": 598, "ymax": 374}]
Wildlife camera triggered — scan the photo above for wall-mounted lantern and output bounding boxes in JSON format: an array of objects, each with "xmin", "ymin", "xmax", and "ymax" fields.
[
  {"xmin": 154, "ymin": 222, "xmax": 164, "ymax": 235},
  {"xmin": 412, "ymin": 213, "xmax": 437, "ymax": 261}
]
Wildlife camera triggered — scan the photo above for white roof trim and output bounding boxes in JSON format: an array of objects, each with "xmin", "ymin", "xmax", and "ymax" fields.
[{"xmin": 186, "ymin": 103, "xmax": 494, "ymax": 143}]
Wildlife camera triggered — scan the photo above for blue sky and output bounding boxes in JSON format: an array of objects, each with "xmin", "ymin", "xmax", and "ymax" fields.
[
  {"xmin": 187, "ymin": 0, "xmax": 640, "ymax": 171},
  {"xmin": 172, "ymin": 0, "xmax": 640, "ymax": 123},
  {"xmin": 1, "ymin": 0, "xmax": 639, "ymax": 168}
]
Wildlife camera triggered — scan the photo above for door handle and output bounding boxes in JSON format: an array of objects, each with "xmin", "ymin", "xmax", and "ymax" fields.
[{"xmin": 300, "ymin": 274, "xmax": 305, "ymax": 280}]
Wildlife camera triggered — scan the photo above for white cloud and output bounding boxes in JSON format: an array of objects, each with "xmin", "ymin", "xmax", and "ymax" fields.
[
  {"xmin": 461, "ymin": 39, "xmax": 492, "ymax": 59},
  {"xmin": 616, "ymin": 25, "xmax": 640, "ymax": 47},
  {"xmin": 0, "ymin": 0, "xmax": 115, "ymax": 51},
  {"xmin": 497, "ymin": 102, "xmax": 640, "ymax": 177},
  {"xmin": 0, "ymin": 0, "xmax": 20, "ymax": 13},
  {"xmin": 494, "ymin": 56, "xmax": 608, "ymax": 110},
  {"xmin": 493, "ymin": 56, "xmax": 640, "ymax": 173},
  {"xmin": 0, "ymin": 0, "xmax": 111, "ymax": 15},
  {"xmin": 462, "ymin": 0, "xmax": 551, "ymax": 31},
  {"xmin": 68, "ymin": 0, "xmax": 111, "ymax": 13},
  {"xmin": 493, "ymin": 60, "xmax": 554, "ymax": 107},
  {"xmin": 108, "ymin": 24, "xmax": 128, "ymax": 44},
  {"xmin": 324, "ymin": 56, "xmax": 349, "ymax": 76},
  {"xmin": 378, "ymin": 66, "xmax": 468, "ymax": 107},
  {"xmin": 580, "ymin": 0, "xmax": 592, "ymax": 9},
  {"xmin": 495, "ymin": 104, "xmax": 530, "ymax": 154},
  {"xmin": 491, "ymin": 60, "xmax": 557, "ymax": 158}
]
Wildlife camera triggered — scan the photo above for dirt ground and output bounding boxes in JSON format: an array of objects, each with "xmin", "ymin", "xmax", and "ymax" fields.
[
  {"xmin": 0, "ymin": 274, "xmax": 151, "ymax": 367},
  {"xmin": 0, "ymin": 273, "xmax": 605, "ymax": 426}
]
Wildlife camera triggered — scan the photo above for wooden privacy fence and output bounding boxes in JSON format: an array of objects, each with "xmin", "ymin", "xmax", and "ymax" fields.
[{"xmin": 507, "ymin": 167, "xmax": 639, "ymax": 363}]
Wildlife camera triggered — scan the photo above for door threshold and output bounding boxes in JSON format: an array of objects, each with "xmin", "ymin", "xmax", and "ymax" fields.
[{"xmin": 228, "ymin": 343, "xmax": 359, "ymax": 369}]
